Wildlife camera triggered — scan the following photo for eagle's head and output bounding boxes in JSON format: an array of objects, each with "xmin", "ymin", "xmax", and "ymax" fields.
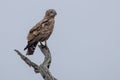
[{"xmin": 45, "ymin": 9, "xmax": 57, "ymax": 18}]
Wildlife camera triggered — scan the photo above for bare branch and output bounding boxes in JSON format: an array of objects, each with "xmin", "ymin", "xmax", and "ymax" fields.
[
  {"xmin": 14, "ymin": 49, "xmax": 39, "ymax": 73},
  {"xmin": 14, "ymin": 44, "xmax": 57, "ymax": 80},
  {"xmin": 38, "ymin": 44, "xmax": 51, "ymax": 68}
]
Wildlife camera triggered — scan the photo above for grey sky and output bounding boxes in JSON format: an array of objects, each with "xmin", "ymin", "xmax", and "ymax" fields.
[{"xmin": 0, "ymin": 0, "xmax": 120, "ymax": 80}]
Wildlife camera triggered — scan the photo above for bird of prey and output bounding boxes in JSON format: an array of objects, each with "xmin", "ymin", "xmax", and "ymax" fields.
[{"xmin": 24, "ymin": 9, "xmax": 57, "ymax": 55}]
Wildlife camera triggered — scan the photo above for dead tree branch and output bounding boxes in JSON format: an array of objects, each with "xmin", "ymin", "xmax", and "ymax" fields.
[{"xmin": 14, "ymin": 44, "xmax": 57, "ymax": 80}]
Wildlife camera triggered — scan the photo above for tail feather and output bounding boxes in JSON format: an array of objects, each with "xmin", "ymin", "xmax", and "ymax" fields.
[
  {"xmin": 24, "ymin": 45, "xmax": 28, "ymax": 50},
  {"xmin": 24, "ymin": 42, "xmax": 38, "ymax": 55}
]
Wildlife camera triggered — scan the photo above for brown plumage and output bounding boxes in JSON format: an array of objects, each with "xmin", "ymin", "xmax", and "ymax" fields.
[{"xmin": 24, "ymin": 9, "xmax": 57, "ymax": 55}]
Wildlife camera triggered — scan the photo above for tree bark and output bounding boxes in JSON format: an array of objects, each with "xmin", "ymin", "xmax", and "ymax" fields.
[{"xmin": 14, "ymin": 44, "xmax": 57, "ymax": 80}]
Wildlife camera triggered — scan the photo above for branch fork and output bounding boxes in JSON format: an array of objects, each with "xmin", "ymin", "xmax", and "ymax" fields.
[{"xmin": 15, "ymin": 44, "xmax": 57, "ymax": 80}]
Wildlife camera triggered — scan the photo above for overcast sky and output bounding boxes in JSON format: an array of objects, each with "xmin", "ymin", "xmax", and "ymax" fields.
[{"xmin": 0, "ymin": 0, "xmax": 120, "ymax": 80}]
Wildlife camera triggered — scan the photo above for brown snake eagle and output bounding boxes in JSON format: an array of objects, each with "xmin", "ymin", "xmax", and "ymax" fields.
[{"xmin": 24, "ymin": 9, "xmax": 57, "ymax": 55}]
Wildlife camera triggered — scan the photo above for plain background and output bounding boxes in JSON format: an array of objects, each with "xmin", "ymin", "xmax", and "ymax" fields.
[{"xmin": 0, "ymin": 0, "xmax": 120, "ymax": 80}]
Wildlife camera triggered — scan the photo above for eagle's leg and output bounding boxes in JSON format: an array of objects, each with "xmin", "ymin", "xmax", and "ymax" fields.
[
  {"xmin": 45, "ymin": 41, "xmax": 47, "ymax": 47},
  {"xmin": 40, "ymin": 42, "xmax": 43, "ymax": 46},
  {"xmin": 40, "ymin": 41, "xmax": 47, "ymax": 46}
]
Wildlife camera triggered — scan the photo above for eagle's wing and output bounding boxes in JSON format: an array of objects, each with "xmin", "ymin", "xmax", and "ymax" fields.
[
  {"xmin": 27, "ymin": 18, "xmax": 48, "ymax": 42},
  {"xmin": 24, "ymin": 18, "xmax": 49, "ymax": 55},
  {"xmin": 24, "ymin": 18, "xmax": 55, "ymax": 55},
  {"xmin": 29, "ymin": 18, "xmax": 48, "ymax": 33}
]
